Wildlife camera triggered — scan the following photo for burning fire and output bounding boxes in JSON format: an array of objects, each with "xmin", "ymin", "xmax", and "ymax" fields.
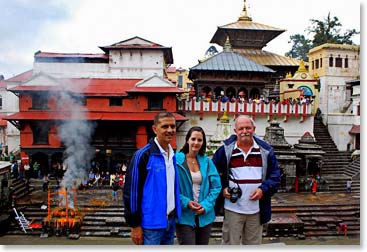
[{"xmin": 42, "ymin": 187, "xmax": 83, "ymax": 236}]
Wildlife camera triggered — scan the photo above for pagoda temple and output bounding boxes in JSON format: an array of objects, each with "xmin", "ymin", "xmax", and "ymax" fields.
[{"xmin": 189, "ymin": 0, "xmax": 302, "ymax": 101}]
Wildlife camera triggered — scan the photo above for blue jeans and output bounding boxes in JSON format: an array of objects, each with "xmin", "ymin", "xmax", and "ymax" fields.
[{"xmin": 143, "ymin": 216, "xmax": 176, "ymax": 245}]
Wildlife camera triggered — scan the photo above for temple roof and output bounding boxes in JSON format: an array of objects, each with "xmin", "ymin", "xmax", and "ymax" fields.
[
  {"xmin": 210, "ymin": 1, "xmax": 285, "ymax": 49},
  {"xmin": 233, "ymin": 48, "xmax": 302, "ymax": 67},
  {"xmin": 190, "ymin": 50, "xmax": 275, "ymax": 73},
  {"xmin": 99, "ymin": 36, "xmax": 173, "ymax": 64}
]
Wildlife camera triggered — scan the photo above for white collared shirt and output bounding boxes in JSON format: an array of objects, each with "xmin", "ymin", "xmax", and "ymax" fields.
[{"xmin": 154, "ymin": 137, "xmax": 175, "ymax": 215}]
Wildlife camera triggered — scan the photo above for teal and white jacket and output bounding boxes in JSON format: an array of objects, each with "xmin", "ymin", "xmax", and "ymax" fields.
[{"xmin": 176, "ymin": 152, "xmax": 221, "ymax": 228}]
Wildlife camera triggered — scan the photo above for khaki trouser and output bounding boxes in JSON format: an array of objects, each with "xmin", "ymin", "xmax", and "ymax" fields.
[{"xmin": 222, "ymin": 209, "xmax": 263, "ymax": 245}]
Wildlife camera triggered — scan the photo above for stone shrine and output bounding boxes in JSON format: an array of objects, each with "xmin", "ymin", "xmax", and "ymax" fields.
[
  {"xmin": 206, "ymin": 112, "xmax": 232, "ymax": 156},
  {"xmin": 263, "ymin": 120, "xmax": 300, "ymax": 192},
  {"xmin": 293, "ymin": 132, "xmax": 326, "ymax": 192}
]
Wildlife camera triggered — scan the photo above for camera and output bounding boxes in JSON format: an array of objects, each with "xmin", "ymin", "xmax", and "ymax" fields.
[{"xmin": 228, "ymin": 186, "xmax": 242, "ymax": 203}]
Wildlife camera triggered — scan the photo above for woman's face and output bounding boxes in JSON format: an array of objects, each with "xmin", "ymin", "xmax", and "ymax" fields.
[{"xmin": 187, "ymin": 130, "xmax": 203, "ymax": 154}]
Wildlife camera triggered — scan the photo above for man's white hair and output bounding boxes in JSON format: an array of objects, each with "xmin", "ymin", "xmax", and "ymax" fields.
[{"xmin": 235, "ymin": 115, "xmax": 256, "ymax": 128}]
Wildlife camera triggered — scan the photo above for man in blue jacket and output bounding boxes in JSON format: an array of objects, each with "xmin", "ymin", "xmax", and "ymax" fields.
[
  {"xmin": 123, "ymin": 112, "xmax": 181, "ymax": 245},
  {"xmin": 212, "ymin": 115, "xmax": 280, "ymax": 245}
]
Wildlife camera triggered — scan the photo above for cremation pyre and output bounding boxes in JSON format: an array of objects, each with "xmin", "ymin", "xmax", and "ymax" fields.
[{"xmin": 42, "ymin": 188, "xmax": 83, "ymax": 236}]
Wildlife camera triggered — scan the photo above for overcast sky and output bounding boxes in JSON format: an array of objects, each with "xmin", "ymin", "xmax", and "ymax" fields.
[{"xmin": 0, "ymin": 0, "xmax": 361, "ymax": 79}]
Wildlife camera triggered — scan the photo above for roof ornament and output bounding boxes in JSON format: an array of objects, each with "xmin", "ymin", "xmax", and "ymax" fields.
[
  {"xmin": 223, "ymin": 36, "xmax": 232, "ymax": 52},
  {"xmin": 285, "ymin": 72, "xmax": 292, "ymax": 78},
  {"xmin": 238, "ymin": 0, "xmax": 252, "ymax": 21},
  {"xmin": 297, "ymin": 60, "xmax": 307, "ymax": 72},
  {"xmin": 220, "ymin": 111, "xmax": 230, "ymax": 123}
]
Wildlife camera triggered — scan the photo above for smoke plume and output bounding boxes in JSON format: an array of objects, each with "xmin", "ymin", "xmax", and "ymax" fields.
[{"xmin": 56, "ymin": 91, "xmax": 95, "ymax": 206}]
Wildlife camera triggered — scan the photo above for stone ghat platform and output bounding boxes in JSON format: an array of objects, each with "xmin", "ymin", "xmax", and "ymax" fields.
[{"xmin": 8, "ymin": 183, "xmax": 360, "ymax": 240}]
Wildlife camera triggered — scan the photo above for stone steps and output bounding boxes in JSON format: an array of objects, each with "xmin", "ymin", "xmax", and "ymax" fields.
[
  {"xmin": 312, "ymin": 120, "xmax": 359, "ymax": 193},
  {"xmin": 7, "ymin": 201, "xmax": 359, "ymax": 239},
  {"xmin": 7, "ymin": 175, "xmax": 360, "ymax": 240}
]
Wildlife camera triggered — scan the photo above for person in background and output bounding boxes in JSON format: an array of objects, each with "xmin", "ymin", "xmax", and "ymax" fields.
[
  {"xmin": 32, "ymin": 161, "xmax": 40, "ymax": 179},
  {"xmin": 110, "ymin": 172, "xmax": 116, "ymax": 187},
  {"xmin": 18, "ymin": 161, "xmax": 25, "ymax": 180},
  {"xmin": 112, "ymin": 179, "xmax": 119, "ymax": 201},
  {"xmin": 123, "ymin": 112, "xmax": 181, "ymax": 245},
  {"xmin": 104, "ymin": 171, "xmax": 110, "ymax": 186},
  {"xmin": 42, "ymin": 175, "xmax": 49, "ymax": 192},
  {"xmin": 212, "ymin": 115, "xmax": 280, "ymax": 245},
  {"xmin": 346, "ymin": 179, "xmax": 352, "ymax": 193},
  {"xmin": 11, "ymin": 160, "xmax": 19, "ymax": 179},
  {"xmin": 176, "ymin": 126, "xmax": 221, "ymax": 245},
  {"xmin": 24, "ymin": 162, "xmax": 31, "ymax": 180},
  {"xmin": 93, "ymin": 172, "xmax": 101, "ymax": 187},
  {"xmin": 88, "ymin": 170, "xmax": 95, "ymax": 187}
]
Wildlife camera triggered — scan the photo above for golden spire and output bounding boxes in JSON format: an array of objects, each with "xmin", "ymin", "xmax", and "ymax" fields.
[
  {"xmin": 286, "ymin": 72, "xmax": 292, "ymax": 78},
  {"xmin": 220, "ymin": 111, "xmax": 230, "ymax": 123},
  {"xmin": 238, "ymin": 0, "xmax": 252, "ymax": 21},
  {"xmin": 297, "ymin": 60, "xmax": 307, "ymax": 72},
  {"xmin": 223, "ymin": 36, "xmax": 232, "ymax": 52}
]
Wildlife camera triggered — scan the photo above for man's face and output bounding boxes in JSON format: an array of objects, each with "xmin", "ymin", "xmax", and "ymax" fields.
[
  {"xmin": 234, "ymin": 117, "xmax": 255, "ymax": 143},
  {"xmin": 152, "ymin": 117, "xmax": 176, "ymax": 146}
]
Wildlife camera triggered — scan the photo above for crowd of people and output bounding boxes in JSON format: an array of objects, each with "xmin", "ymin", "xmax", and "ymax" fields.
[
  {"xmin": 81, "ymin": 170, "xmax": 126, "ymax": 190},
  {"xmin": 123, "ymin": 112, "xmax": 281, "ymax": 245},
  {"xmin": 184, "ymin": 90, "xmax": 314, "ymax": 106}
]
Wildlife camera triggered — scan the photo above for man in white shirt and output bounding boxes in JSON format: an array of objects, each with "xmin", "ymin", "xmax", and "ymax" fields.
[
  {"xmin": 212, "ymin": 115, "xmax": 280, "ymax": 245},
  {"xmin": 123, "ymin": 112, "xmax": 181, "ymax": 245}
]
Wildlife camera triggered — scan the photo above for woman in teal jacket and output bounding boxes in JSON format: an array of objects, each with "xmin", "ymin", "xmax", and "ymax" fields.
[{"xmin": 176, "ymin": 126, "xmax": 221, "ymax": 245}]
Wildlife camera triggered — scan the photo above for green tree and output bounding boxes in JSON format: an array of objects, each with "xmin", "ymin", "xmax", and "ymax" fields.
[
  {"xmin": 285, "ymin": 34, "xmax": 312, "ymax": 61},
  {"xmin": 286, "ymin": 13, "xmax": 359, "ymax": 61}
]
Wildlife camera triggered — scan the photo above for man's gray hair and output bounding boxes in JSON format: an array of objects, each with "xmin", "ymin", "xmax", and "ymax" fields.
[{"xmin": 235, "ymin": 115, "xmax": 256, "ymax": 128}]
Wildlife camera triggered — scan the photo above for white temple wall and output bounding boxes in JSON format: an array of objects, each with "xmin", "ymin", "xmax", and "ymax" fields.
[{"xmin": 176, "ymin": 113, "xmax": 314, "ymax": 149}]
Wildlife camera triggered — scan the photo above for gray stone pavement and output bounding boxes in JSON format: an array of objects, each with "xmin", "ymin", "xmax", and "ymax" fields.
[{"xmin": 0, "ymin": 234, "xmax": 360, "ymax": 245}]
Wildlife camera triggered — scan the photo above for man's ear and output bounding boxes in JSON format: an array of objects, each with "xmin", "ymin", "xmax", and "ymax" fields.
[{"xmin": 152, "ymin": 125, "xmax": 157, "ymax": 134}]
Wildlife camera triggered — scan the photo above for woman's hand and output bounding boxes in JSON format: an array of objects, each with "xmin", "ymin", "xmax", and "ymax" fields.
[
  {"xmin": 188, "ymin": 200, "xmax": 201, "ymax": 210},
  {"xmin": 188, "ymin": 200, "xmax": 205, "ymax": 215}
]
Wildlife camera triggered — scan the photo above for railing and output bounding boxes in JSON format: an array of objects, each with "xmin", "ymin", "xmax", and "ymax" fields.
[{"xmin": 178, "ymin": 100, "xmax": 313, "ymax": 122}]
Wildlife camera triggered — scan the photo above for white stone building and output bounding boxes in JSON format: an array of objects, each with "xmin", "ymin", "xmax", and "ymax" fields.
[{"xmin": 308, "ymin": 43, "xmax": 360, "ymax": 151}]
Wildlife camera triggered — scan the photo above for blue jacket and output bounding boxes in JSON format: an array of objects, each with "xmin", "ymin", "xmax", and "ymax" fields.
[
  {"xmin": 123, "ymin": 138, "xmax": 181, "ymax": 229},
  {"xmin": 176, "ymin": 152, "xmax": 221, "ymax": 228},
  {"xmin": 212, "ymin": 134, "xmax": 280, "ymax": 224}
]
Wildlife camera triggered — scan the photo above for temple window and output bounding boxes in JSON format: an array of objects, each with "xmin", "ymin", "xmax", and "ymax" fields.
[
  {"xmin": 31, "ymin": 121, "xmax": 49, "ymax": 144},
  {"xmin": 31, "ymin": 93, "xmax": 49, "ymax": 110},
  {"xmin": 344, "ymin": 57, "xmax": 349, "ymax": 68},
  {"xmin": 335, "ymin": 57, "xmax": 342, "ymax": 68},
  {"xmin": 148, "ymin": 95, "xmax": 163, "ymax": 110},
  {"xmin": 109, "ymin": 98, "xmax": 122, "ymax": 106}
]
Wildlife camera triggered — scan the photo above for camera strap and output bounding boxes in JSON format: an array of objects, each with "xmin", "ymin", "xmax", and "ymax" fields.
[{"xmin": 228, "ymin": 173, "xmax": 241, "ymax": 189}]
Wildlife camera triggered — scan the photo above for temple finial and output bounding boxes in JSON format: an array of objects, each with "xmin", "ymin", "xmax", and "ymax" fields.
[
  {"xmin": 297, "ymin": 60, "xmax": 307, "ymax": 72},
  {"xmin": 238, "ymin": 0, "xmax": 252, "ymax": 21},
  {"xmin": 220, "ymin": 111, "xmax": 230, "ymax": 123},
  {"xmin": 223, "ymin": 36, "xmax": 232, "ymax": 52}
]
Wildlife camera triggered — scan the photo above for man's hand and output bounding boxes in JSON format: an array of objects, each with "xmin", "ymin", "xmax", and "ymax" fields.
[
  {"xmin": 223, "ymin": 187, "xmax": 231, "ymax": 199},
  {"xmin": 250, "ymin": 188, "xmax": 263, "ymax": 200},
  {"xmin": 131, "ymin": 226, "xmax": 143, "ymax": 245}
]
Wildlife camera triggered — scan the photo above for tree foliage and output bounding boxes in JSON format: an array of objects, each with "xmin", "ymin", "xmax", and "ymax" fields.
[
  {"xmin": 285, "ymin": 34, "xmax": 312, "ymax": 61},
  {"xmin": 286, "ymin": 13, "xmax": 359, "ymax": 61}
]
